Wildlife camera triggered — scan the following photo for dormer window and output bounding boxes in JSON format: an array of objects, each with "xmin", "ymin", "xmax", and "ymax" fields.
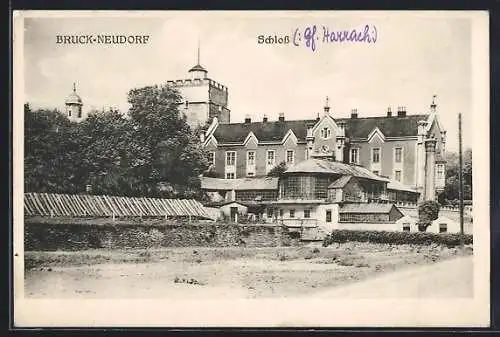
[
  {"xmin": 350, "ymin": 148, "xmax": 359, "ymax": 164},
  {"xmin": 320, "ymin": 127, "xmax": 331, "ymax": 139}
]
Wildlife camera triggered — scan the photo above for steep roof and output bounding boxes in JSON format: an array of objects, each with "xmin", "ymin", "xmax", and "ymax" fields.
[
  {"xmin": 213, "ymin": 119, "xmax": 317, "ymax": 143},
  {"xmin": 201, "ymin": 177, "xmax": 279, "ymax": 191},
  {"xmin": 339, "ymin": 203, "xmax": 399, "ymax": 214},
  {"xmin": 212, "ymin": 114, "xmax": 429, "ymax": 143},
  {"xmin": 339, "ymin": 114, "xmax": 428, "ymax": 139},
  {"xmin": 285, "ymin": 159, "xmax": 389, "ymax": 182}
]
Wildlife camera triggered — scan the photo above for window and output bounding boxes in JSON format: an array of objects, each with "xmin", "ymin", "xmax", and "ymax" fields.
[
  {"xmin": 436, "ymin": 164, "xmax": 445, "ymax": 180},
  {"xmin": 350, "ymin": 148, "xmax": 359, "ymax": 164},
  {"xmin": 247, "ymin": 151, "xmax": 255, "ymax": 166},
  {"xmin": 247, "ymin": 151, "xmax": 256, "ymax": 176},
  {"xmin": 286, "ymin": 150, "xmax": 295, "ymax": 165},
  {"xmin": 226, "ymin": 152, "xmax": 236, "ymax": 166},
  {"xmin": 77, "ymin": 109, "xmax": 82, "ymax": 118},
  {"xmin": 320, "ymin": 127, "xmax": 331, "ymax": 139},
  {"xmin": 394, "ymin": 147, "xmax": 402, "ymax": 163},
  {"xmin": 307, "ymin": 126, "xmax": 314, "ymax": 137},
  {"xmin": 372, "ymin": 148, "xmax": 380, "ymax": 163},
  {"xmin": 439, "ymin": 223, "xmax": 447, "ymax": 233},
  {"xmin": 403, "ymin": 223, "xmax": 411, "ymax": 232},
  {"xmin": 279, "ymin": 209, "xmax": 284, "ymax": 218},
  {"xmin": 394, "ymin": 170, "xmax": 402, "ymax": 182},
  {"xmin": 373, "ymin": 170, "xmax": 379, "ymax": 175},
  {"xmin": 236, "ymin": 190, "xmax": 277, "ymax": 201},
  {"xmin": 68, "ymin": 109, "xmax": 72, "ymax": 117},
  {"xmin": 266, "ymin": 150, "xmax": 275, "ymax": 166},
  {"xmin": 304, "ymin": 209, "xmax": 311, "ymax": 218},
  {"xmin": 226, "ymin": 173, "xmax": 235, "ymax": 179},
  {"xmin": 267, "ymin": 208, "xmax": 274, "ymax": 218},
  {"xmin": 326, "ymin": 210, "xmax": 332, "ymax": 223},
  {"xmin": 207, "ymin": 152, "xmax": 215, "ymax": 166},
  {"xmin": 289, "ymin": 209, "xmax": 295, "ymax": 218}
]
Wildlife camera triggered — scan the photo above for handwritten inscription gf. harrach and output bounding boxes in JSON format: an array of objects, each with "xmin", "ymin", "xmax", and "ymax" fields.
[{"xmin": 257, "ymin": 24, "xmax": 378, "ymax": 52}]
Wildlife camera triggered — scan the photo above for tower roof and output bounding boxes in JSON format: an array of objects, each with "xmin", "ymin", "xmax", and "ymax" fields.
[
  {"xmin": 188, "ymin": 41, "xmax": 207, "ymax": 73},
  {"xmin": 65, "ymin": 83, "xmax": 83, "ymax": 105},
  {"xmin": 188, "ymin": 64, "xmax": 207, "ymax": 73}
]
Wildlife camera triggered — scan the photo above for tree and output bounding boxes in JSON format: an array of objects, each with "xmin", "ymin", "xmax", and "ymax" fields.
[
  {"xmin": 76, "ymin": 109, "xmax": 151, "ymax": 196},
  {"xmin": 267, "ymin": 161, "xmax": 288, "ymax": 177},
  {"xmin": 417, "ymin": 200, "xmax": 440, "ymax": 232},
  {"xmin": 126, "ymin": 84, "xmax": 210, "ymax": 198},
  {"xmin": 203, "ymin": 166, "xmax": 222, "ymax": 178},
  {"xmin": 24, "ymin": 84, "xmax": 211, "ymax": 199},
  {"xmin": 440, "ymin": 149, "xmax": 473, "ymax": 204},
  {"xmin": 24, "ymin": 105, "xmax": 85, "ymax": 193}
]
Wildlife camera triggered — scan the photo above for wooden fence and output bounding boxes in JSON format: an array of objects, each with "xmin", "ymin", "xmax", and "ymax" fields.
[{"xmin": 24, "ymin": 192, "xmax": 210, "ymax": 219}]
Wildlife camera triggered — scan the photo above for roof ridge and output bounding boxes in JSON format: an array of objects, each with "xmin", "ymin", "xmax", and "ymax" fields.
[{"xmin": 217, "ymin": 114, "xmax": 429, "ymax": 126}]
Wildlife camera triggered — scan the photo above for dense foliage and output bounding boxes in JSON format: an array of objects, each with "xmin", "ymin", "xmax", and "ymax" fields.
[
  {"xmin": 266, "ymin": 161, "xmax": 288, "ymax": 177},
  {"xmin": 24, "ymin": 85, "xmax": 210, "ymax": 198},
  {"xmin": 322, "ymin": 229, "xmax": 472, "ymax": 247},
  {"xmin": 417, "ymin": 200, "xmax": 440, "ymax": 231},
  {"xmin": 439, "ymin": 149, "xmax": 472, "ymax": 205}
]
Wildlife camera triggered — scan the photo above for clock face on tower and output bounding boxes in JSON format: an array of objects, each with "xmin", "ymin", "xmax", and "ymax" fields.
[{"xmin": 321, "ymin": 145, "xmax": 329, "ymax": 153}]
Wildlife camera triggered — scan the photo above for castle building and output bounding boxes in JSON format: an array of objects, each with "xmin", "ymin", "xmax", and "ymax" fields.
[
  {"xmin": 166, "ymin": 47, "xmax": 231, "ymax": 128},
  {"xmin": 64, "ymin": 83, "xmax": 86, "ymax": 123},
  {"xmin": 201, "ymin": 96, "xmax": 447, "ymax": 202}
]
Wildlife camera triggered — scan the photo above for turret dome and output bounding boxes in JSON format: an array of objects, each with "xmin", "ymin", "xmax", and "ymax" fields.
[{"xmin": 65, "ymin": 83, "xmax": 83, "ymax": 105}]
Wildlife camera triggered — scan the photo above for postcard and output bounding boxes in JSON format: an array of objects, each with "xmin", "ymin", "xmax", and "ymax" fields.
[{"xmin": 12, "ymin": 10, "xmax": 490, "ymax": 327}]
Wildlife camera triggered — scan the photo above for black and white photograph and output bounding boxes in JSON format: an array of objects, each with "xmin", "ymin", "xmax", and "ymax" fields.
[{"xmin": 12, "ymin": 10, "xmax": 490, "ymax": 327}]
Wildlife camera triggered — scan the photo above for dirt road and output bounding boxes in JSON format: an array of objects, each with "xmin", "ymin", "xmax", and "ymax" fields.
[
  {"xmin": 24, "ymin": 245, "xmax": 470, "ymax": 299},
  {"xmin": 312, "ymin": 255, "xmax": 473, "ymax": 298}
]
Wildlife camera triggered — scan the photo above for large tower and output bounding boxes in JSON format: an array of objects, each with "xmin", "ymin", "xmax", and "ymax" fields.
[
  {"xmin": 167, "ymin": 44, "xmax": 231, "ymax": 128},
  {"xmin": 65, "ymin": 83, "xmax": 85, "ymax": 122}
]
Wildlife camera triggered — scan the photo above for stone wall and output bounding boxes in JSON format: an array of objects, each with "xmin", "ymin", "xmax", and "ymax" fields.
[{"xmin": 24, "ymin": 220, "xmax": 297, "ymax": 251}]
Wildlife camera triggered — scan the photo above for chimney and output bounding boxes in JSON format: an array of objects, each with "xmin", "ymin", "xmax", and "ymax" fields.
[
  {"xmin": 397, "ymin": 106, "xmax": 407, "ymax": 117},
  {"xmin": 316, "ymin": 112, "xmax": 320, "ymax": 121},
  {"xmin": 350, "ymin": 109, "xmax": 358, "ymax": 119},
  {"xmin": 244, "ymin": 114, "xmax": 251, "ymax": 124},
  {"xmin": 278, "ymin": 112, "xmax": 285, "ymax": 122},
  {"xmin": 387, "ymin": 106, "xmax": 392, "ymax": 117},
  {"xmin": 263, "ymin": 114, "xmax": 268, "ymax": 123}
]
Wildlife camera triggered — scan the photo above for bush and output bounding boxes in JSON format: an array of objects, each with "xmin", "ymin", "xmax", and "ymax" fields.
[
  {"xmin": 322, "ymin": 230, "xmax": 472, "ymax": 248},
  {"xmin": 418, "ymin": 200, "xmax": 440, "ymax": 231}
]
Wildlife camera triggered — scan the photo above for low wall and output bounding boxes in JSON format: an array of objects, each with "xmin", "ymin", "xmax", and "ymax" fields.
[
  {"xmin": 336, "ymin": 222, "xmax": 399, "ymax": 232},
  {"xmin": 24, "ymin": 219, "xmax": 297, "ymax": 251}
]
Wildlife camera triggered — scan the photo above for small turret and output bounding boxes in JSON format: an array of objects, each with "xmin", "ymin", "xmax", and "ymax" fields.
[{"xmin": 65, "ymin": 82, "xmax": 84, "ymax": 122}]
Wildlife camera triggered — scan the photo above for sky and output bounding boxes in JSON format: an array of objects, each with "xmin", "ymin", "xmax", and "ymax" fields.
[{"xmin": 23, "ymin": 11, "xmax": 475, "ymax": 152}]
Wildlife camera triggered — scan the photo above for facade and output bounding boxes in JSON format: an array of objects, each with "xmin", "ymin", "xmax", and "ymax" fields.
[
  {"xmin": 166, "ymin": 54, "xmax": 231, "ymax": 128},
  {"xmin": 395, "ymin": 215, "xmax": 462, "ymax": 234},
  {"xmin": 267, "ymin": 159, "xmax": 403, "ymax": 231},
  {"xmin": 202, "ymin": 97, "xmax": 447, "ymax": 202}
]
